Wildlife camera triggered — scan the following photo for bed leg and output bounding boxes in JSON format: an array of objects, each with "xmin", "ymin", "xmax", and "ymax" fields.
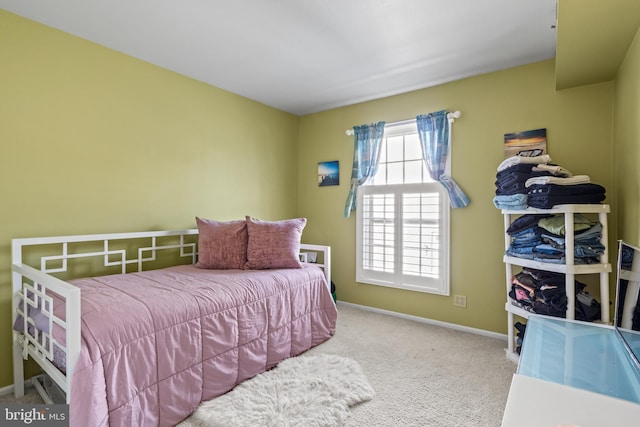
[{"xmin": 12, "ymin": 342, "xmax": 25, "ymax": 398}]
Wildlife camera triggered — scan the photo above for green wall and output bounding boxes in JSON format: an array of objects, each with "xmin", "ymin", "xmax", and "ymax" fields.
[
  {"xmin": 298, "ymin": 60, "xmax": 614, "ymax": 334},
  {"xmin": 614, "ymin": 26, "xmax": 640, "ymax": 244},
  {"xmin": 0, "ymin": 10, "xmax": 299, "ymax": 388}
]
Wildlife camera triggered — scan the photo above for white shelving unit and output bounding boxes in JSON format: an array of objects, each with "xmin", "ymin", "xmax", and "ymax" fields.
[{"xmin": 502, "ymin": 204, "xmax": 611, "ymax": 362}]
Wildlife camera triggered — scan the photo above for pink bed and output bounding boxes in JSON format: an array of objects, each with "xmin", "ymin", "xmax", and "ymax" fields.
[
  {"xmin": 11, "ymin": 227, "xmax": 337, "ymax": 427},
  {"xmin": 68, "ymin": 264, "xmax": 337, "ymax": 426}
]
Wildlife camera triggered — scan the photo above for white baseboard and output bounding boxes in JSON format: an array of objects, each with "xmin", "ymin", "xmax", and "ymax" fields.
[
  {"xmin": 0, "ymin": 376, "xmax": 36, "ymax": 397},
  {"xmin": 337, "ymin": 300, "xmax": 508, "ymax": 341},
  {"xmin": 0, "ymin": 383, "xmax": 14, "ymax": 397}
]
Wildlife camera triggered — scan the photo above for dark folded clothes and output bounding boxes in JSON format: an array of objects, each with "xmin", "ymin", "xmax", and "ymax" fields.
[
  {"xmin": 521, "ymin": 267, "xmax": 566, "ymax": 284},
  {"xmin": 532, "ymin": 296, "xmax": 567, "ymax": 318},
  {"xmin": 495, "ymin": 183, "xmax": 527, "ymax": 196},
  {"xmin": 495, "ymin": 170, "xmax": 552, "ymax": 194},
  {"xmin": 528, "ymin": 183, "xmax": 606, "ymax": 196},
  {"xmin": 527, "ymin": 183, "xmax": 606, "ymax": 208},
  {"xmin": 532, "ymin": 252, "xmax": 600, "ymax": 264},
  {"xmin": 496, "ymin": 163, "xmax": 537, "ymax": 177},
  {"xmin": 495, "ymin": 171, "xmax": 537, "ymax": 187},
  {"xmin": 506, "ymin": 214, "xmax": 553, "ymax": 234},
  {"xmin": 495, "ymin": 168, "xmax": 556, "ymax": 196},
  {"xmin": 496, "ymin": 163, "xmax": 557, "ymax": 178},
  {"xmin": 495, "ymin": 171, "xmax": 530, "ymax": 196},
  {"xmin": 528, "ymin": 193, "xmax": 606, "ymax": 209}
]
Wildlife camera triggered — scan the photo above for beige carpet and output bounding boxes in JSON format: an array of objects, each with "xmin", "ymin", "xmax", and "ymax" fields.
[
  {"xmin": 304, "ymin": 303, "xmax": 517, "ymax": 427},
  {"xmin": 2, "ymin": 303, "xmax": 516, "ymax": 426}
]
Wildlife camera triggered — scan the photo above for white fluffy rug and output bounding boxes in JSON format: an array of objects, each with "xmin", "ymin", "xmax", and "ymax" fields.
[{"xmin": 179, "ymin": 354, "xmax": 374, "ymax": 427}]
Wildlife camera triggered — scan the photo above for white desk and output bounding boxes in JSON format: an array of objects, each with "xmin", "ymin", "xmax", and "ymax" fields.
[
  {"xmin": 502, "ymin": 315, "xmax": 640, "ymax": 426},
  {"xmin": 502, "ymin": 374, "xmax": 640, "ymax": 427}
]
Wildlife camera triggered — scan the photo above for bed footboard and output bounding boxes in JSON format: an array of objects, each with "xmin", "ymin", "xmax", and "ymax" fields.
[
  {"xmin": 11, "ymin": 263, "xmax": 80, "ymax": 403},
  {"xmin": 11, "ymin": 229, "xmax": 199, "ymax": 403}
]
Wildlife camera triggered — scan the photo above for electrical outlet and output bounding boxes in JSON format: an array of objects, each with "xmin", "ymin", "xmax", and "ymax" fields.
[{"xmin": 453, "ymin": 295, "xmax": 467, "ymax": 308}]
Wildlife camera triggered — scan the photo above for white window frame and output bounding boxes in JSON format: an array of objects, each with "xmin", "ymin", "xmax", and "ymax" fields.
[{"xmin": 355, "ymin": 122, "xmax": 451, "ymax": 295}]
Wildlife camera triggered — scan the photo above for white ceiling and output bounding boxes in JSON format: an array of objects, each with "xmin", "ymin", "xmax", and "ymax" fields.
[{"xmin": 0, "ymin": 0, "xmax": 558, "ymax": 115}]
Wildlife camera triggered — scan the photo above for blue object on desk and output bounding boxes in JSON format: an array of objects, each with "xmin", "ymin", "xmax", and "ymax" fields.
[{"xmin": 518, "ymin": 315, "xmax": 640, "ymax": 404}]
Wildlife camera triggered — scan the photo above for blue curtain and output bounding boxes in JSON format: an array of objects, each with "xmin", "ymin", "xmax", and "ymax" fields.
[
  {"xmin": 416, "ymin": 111, "xmax": 470, "ymax": 208},
  {"xmin": 344, "ymin": 121, "xmax": 385, "ymax": 218}
]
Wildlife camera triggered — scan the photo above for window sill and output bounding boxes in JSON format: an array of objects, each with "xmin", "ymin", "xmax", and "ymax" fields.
[{"xmin": 356, "ymin": 278, "xmax": 449, "ymax": 296}]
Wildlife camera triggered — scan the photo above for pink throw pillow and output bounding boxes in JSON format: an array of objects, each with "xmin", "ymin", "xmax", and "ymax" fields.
[
  {"xmin": 245, "ymin": 216, "xmax": 307, "ymax": 269},
  {"xmin": 195, "ymin": 217, "xmax": 248, "ymax": 269}
]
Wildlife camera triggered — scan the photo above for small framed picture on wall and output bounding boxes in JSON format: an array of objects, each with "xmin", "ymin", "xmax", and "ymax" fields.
[
  {"xmin": 504, "ymin": 128, "xmax": 547, "ymax": 158},
  {"xmin": 318, "ymin": 161, "xmax": 339, "ymax": 187}
]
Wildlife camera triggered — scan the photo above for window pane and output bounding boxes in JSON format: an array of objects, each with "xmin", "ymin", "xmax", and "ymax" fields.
[
  {"xmin": 404, "ymin": 135, "xmax": 422, "ymax": 160},
  {"xmin": 403, "ymin": 192, "xmax": 440, "ymax": 278},
  {"xmin": 420, "ymin": 192, "xmax": 440, "ymax": 220},
  {"xmin": 371, "ymin": 164, "xmax": 387, "ymax": 185},
  {"xmin": 404, "ymin": 159, "xmax": 424, "ymax": 184},
  {"xmin": 387, "ymin": 162, "xmax": 404, "ymax": 185},
  {"xmin": 362, "ymin": 193, "xmax": 395, "ymax": 273},
  {"xmin": 378, "ymin": 142, "xmax": 387, "ymax": 163},
  {"xmin": 386, "ymin": 136, "xmax": 404, "ymax": 162},
  {"xmin": 366, "ymin": 131, "xmax": 435, "ymax": 186}
]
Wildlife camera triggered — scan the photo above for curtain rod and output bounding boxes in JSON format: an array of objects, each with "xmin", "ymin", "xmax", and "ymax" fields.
[{"xmin": 345, "ymin": 110, "xmax": 461, "ymax": 136}]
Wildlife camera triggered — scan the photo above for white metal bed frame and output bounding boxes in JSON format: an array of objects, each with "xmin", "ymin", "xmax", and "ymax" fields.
[{"xmin": 11, "ymin": 229, "xmax": 331, "ymax": 404}]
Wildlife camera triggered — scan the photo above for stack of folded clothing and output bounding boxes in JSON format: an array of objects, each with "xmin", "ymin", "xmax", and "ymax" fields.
[
  {"xmin": 505, "ymin": 213, "xmax": 605, "ymax": 264},
  {"xmin": 493, "ymin": 154, "xmax": 553, "ymax": 209},
  {"xmin": 508, "ymin": 267, "xmax": 601, "ymax": 321},
  {"xmin": 505, "ymin": 213, "xmax": 549, "ymax": 260},
  {"xmin": 493, "ymin": 154, "xmax": 606, "ymax": 209}
]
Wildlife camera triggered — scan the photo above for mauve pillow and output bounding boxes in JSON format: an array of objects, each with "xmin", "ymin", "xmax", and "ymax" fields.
[
  {"xmin": 195, "ymin": 217, "xmax": 248, "ymax": 269},
  {"xmin": 245, "ymin": 216, "xmax": 307, "ymax": 269}
]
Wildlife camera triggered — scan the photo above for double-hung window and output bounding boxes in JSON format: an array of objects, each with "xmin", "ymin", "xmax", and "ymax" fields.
[{"xmin": 356, "ymin": 121, "xmax": 450, "ymax": 295}]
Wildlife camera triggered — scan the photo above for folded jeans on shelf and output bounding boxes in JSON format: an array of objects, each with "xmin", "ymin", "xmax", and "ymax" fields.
[
  {"xmin": 506, "ymin": 214, "xmax": 553, "ymax": 234},
  {"xmin": 528, "ymin": 183, "xmax": 606, "ymax": 196}
]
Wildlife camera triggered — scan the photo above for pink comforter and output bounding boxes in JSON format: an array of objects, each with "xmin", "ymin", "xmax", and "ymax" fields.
[{"xmin": 66, "ymin": 264, "xmax": 337, "ymax": 426}]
